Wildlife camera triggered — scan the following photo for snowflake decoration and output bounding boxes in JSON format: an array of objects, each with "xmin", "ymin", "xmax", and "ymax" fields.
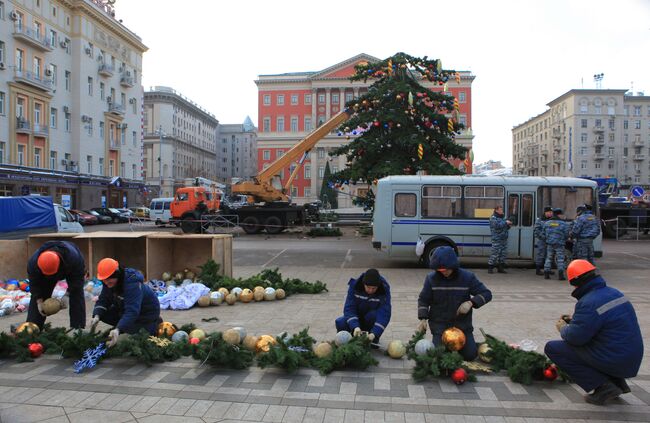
[
  {"xmin": 73, "ymin": 342, "xmax": 107, "ymax": 373},
  {"xmin": 288, "ymin": 346, "xmax": 310, "ymax": 353},
  {"xmin": 148, "ymin": 336, "xmax": 171, "ymax": 348}
]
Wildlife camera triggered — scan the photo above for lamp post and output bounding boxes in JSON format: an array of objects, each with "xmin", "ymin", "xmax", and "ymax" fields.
[{"xmin": 154, "ymin": 125, "xmax": 166, "ymax": 197}]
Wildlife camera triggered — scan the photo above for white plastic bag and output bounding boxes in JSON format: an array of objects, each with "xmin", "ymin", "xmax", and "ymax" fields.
[{"xmin": 415, "ymin": 237, "xmax": 425, "ymax": 257}]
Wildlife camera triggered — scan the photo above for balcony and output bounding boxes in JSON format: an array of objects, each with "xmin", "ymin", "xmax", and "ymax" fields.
[
  {"xmin": 593, "ymin": 138, "xmax": 604, "ymax": 146},
  {"xmin": 32, "ymin": 123, "xmax": 49, "ymax": 137},
  {"xmin": 593, "ymin": 153, "xmax": 605, "ymax": 160},
  {"xmin": 593, "ymin": 126, "xmax": 605, "ymax": 133},
  {"xmin": 108, "ymin": 102, "xmax": 125, "ymax": 115},
  {"xmin": 634, "ymin": 139, "xmax": 644, "ymax": 147},
  {"xmin": 15, "ymin": 118, "xmax": 31, "ymax": 134},
  {"xmin": 109, "ymin": 139, "xmax": 120, "ymax": 150},
  {"xmin": 553, "ymin": 154, "xmax": 562, "ymax": 164},
  {"xmin": 14, "ymin": 68, "xmax": 54, "ymax": 92},
  {"xmin": 541, "ymin": 148, "xmax": 549, "ymax": 155},
  {"xmin": 12, "ymin": 24, "xmax": 53, "ymax": 51},
  {"xmin": 552, "ymin": 128, "xmax": 562, "ymax": 139},
  {"xmin": 98, "ymin": 63, "xmax": 114, "ymax": 77},
  {"xmin": 120, "ymin": 75, "xmax": 134, "ymax": 88},
  {"xmin": 552, "ymin": 143, "xmax": 561, "ymax": 152},
  {"xmin": 633, "ymin": 154, "xmax": 646, "ymax": 161}
]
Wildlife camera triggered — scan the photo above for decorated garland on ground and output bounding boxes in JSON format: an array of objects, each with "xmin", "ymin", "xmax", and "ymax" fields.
[{"xmin": 405, "ymin": 330, "xmax": 472, "ymax": 383}]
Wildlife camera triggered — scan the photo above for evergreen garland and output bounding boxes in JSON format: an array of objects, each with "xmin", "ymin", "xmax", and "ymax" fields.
[
  {"xmin": 405, "ymin": 331, "xmax": 466, "ymax": 382},
  {"xmin": 482, "ymin": 333, "xmax": 551, "ymax": 385},
  {"xmin": 311, "ymin": 337, "xmax": 378, "ymax": 375},
  {"xmin": 192, "ymin": 332, "xmax": 254, "ymax": 370},
  {"xmin": 108, "ymin": 330, "xmax": 194, "ymax": 366},
  {"xmin": 257, "ymin": 329, "xmax": 316, "ymax": 373}
]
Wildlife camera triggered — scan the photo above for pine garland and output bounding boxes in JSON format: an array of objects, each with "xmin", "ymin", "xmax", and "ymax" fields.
[
  {"xmin": 109, "ymin": 330, "xmax": 194, "ymax": 366},
  {"xmin": 405, "ymin": 331, "xmax": 467, "ymax": 382},
  {"xmin": 482, "ymin": 332, "xmax": 552, "ymax": 385},
  {"xmin": 192, "ymin": 332, "xmax": 254, "ymax": 370},
  {"xmin": 257, "ymin": 329, "xmax": 316, "ymax": 373},
  {"xmin": 311, "ymin": 337, "xmax": 378, "ymax": 375}
]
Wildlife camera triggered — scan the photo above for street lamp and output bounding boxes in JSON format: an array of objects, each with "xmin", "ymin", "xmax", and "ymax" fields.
[
  {"xmin": 593, "ymin": 73, "xmax": 604, "ymax": 89},
  {"xmin": 154, "ymin": 125, "xmax": 166, "ymax": 197}
]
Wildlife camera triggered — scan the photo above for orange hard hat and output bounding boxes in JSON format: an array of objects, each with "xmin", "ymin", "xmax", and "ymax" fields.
[
  {"xmin": 37, "ymin": 251, "xmax": 61, "ymax": 276},
  {"xmin": 97, "ymin": 258, "xmax": 119, "ymax": 280},
  {"xmin": 567, "ymin": 259, "xmax": 596, "ymax": 283}
]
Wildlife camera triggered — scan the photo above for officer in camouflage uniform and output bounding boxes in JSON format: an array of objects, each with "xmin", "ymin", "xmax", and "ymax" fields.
[
  {"xmin": 488, "ymin": 205, "xmax": 512, "ymax": 274},
  {"xmin": 570, "ymin": 204, "xmax": 600, "ymax": 264},
  {"xmin": 544, "ymin": 208, "xmax": 570, "ymax": 280},
  {"xmin": 534, "ymin": 206, "xmax": 554, "ymax": 276}
]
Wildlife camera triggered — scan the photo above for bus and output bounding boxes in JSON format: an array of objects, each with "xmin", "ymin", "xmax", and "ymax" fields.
[{"xmin": 372, "ymin": 175, "xmax": 602, "ymax": 264}]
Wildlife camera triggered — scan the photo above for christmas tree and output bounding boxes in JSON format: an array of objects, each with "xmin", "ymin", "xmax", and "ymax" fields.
[
  {"xmin": 330, "ymin": 52, "xmax": 468, "ymax": 210},
  {"xmin": 320, "ymin": 162, "xmax": 338, "ymax": 209}
]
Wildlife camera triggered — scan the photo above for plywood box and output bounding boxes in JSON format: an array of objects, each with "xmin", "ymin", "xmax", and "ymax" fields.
[
  {"xmin": 76, "ymin": 231, "xmax": 155, "ymax": 278},
  {"xmin": 0, "ymin": 239, "xmax": 28, "ymax": 280}
]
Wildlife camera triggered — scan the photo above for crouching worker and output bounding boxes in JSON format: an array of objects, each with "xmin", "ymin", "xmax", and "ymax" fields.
[
  {"xmin": 91, "ymin": 258, "xmax": 162, "ymax": 347},
  {"xmin": 417, "ymin": 246, "xmax": 492, "ymax": 361},
  {"xmin": 335, "ymin": 268, "xmax": 391, "ymax": 348},
  {"xmin": 545, "ymin": 260, "xmax": 644, "ymax": 405}
]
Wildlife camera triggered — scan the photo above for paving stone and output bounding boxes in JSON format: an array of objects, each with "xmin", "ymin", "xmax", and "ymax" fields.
[
  {"xmin": 129, "ymin": 395, "xmax": 161, "ymax": 413},
  {"xmin": 203, "ymin": 400, "xmax": 232, "ymax": 419},
  {"xmin": 303, "ymin": 406, "xmax": 326, "ymax": 423},
  {"xmin": 184, "ymin": 399, "xmax": 213, "ymax": 417},
  {"xmin": 242, "ymin": 403, "xmax": 268, "ymax": 421},
  {"xmin": 323, "ymin": 407, "xmax": 346, "ymax": 423},
  {"xmin": 263, "ymin": 404, "xmax": 287, "ymax": 422}
]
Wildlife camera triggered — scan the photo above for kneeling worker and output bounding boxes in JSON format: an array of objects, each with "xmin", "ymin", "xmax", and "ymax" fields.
[
  {"xmin": 92, "ymin": 258, "xmax": 162, "ymax": 347},
  {"xmin": 545, "ymin": 260, "xmax": 643, "ymax": 405},
  {"xmin": 335, "ymin": 268, "xmax": 391, "ymax": 348}
]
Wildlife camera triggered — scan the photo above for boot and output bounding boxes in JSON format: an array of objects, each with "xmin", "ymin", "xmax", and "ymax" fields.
[
  {"xmin": 535, "ymin": 266, "xmax": 544, "ymax": 276},
  {"xmin": 584, "ymin": 381, "xmax": 622, "ymax": 405},
  {"xmin": 544, "ymin": 271, "xmax": 550, "ymax": 280},
  {"xmin": 558, "ymin": 270, "xmax": 565, "ymax": 281},
  {"xmin": 497, "ymin": 264, "xmax": 507, "ymax": 274},
  {"xmin": 488, "ymin": 265, "xmax": 494, "ymax": 274},
  {"xmin": 610, "ymin": 377, "xmax": 631, "ymax": 394}
]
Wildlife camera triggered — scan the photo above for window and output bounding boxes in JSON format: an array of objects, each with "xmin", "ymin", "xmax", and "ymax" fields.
[
  {"xmin": 277, "ymin": 95, "xmax": 284, "ymax": 105},
  {"xmin": 132, "ymin": 164, "xmax": 137, "ymax": 179},
  {"xmin": 87, "ymin": 77, "xmax": 93, "ymax": 96},
  {"xmin": 304, "ymin": 165, "xmax": 311, "ymax": 179},
  {"xmin": 581, "ymin": 133, "xmax": 587, "ymax": 143},
  {"xmin": 345, "ymin": 92, "xmax": 353, "ymax": 103},
  {"xmin": 50, "ymin": 108, "xmax": 56, "ymax": 128},
  {"xmin": 108, "ymin": 160, "xmax": 114, "ymax": 177},
  {"xmin": 277, "ymin": 150, "xmax": 284, "ymax": 158},
  {"xmin": 331, "ymin": 93, "xmax": 339, "ymax": 104},
  {"xmin": 609, "ymin": 133, "xmax": 615, "ymax": 142},
  {"xmin": 608, "ymin": 147, "xmax": 615, "ymax": 156},
  {"xmin": 304, "ymin": 187, "xmax": 311, "ymax": 198},
  {"xmin": 609, "ymin": 118, "xmax": 615, "ymax": 129},
  {"xmin": 635, "ymin": 120, "xmax": 641, "ymax": 129},
  {"xmin": 0, "ymin": 91, "xmax": 4, "ymax": 115},
  {"xmin": 121, "ymin": 127, "xmax": 125, "ymax": 145},
  {"xmin": 34, "ymin": 103, "xmax": 41, "ymax": 125},
  {"xmin": 65, "ymin": 71, "xmax": 70, "ymax": 91},
  {"xmin": 48, "ymin": 63, "xmax": 56, "ymax": 85},
  {"xmin": 277, "ymin": 117, "xmax": 284, "ymax": 132},
  {"xmin": 86, "ymin": 118, "xmax": 93, "ymax": 136},
  {"xmin": 0, "ymin": 142, "xmax": 4, "ymax": 164},
  {"xmin": 0, "ymin": 41, "xmax": 4, "ymax": 64},
  {"xmin": 318, "ymin": 94, "xmax": 325, "ymax": 104},
  {"xmin": 291, "ymin": 94, "xmax": 298, "ymax": 105},
  {"xmin": 318, "ymin": 165, "xmax": 324, "ymax": 178},
  {"xmin": 595, "ymin": 119, "xmax": 601, "ymax": 127},
  {"xmin": 52, "ymin": 5, "xmax": 56, "ymax": 17},
  {"xmin": 64, "ymin": 113, "xmax": 70, "ymax": 132},
  {"xmin": 263, "ymin": 117, "xmax": 270, "ymax": 132},
  {"xmin": 634, "ymin": 106, "xmax": 641, "ymax": 116},
  {"xmin": 459, "ymin": 92, "xmax": 466, "ymax": 103},
  {"xmin": 120, "ymin": 162, "xmax": 125, "ymax": 177},
  {"xmin": 132, "ymin": 99, "xmax": 137, "ymax": 114},
  {"xmin": 394, "ymin": 193, "xmax": 417, "ymax": 217},
  {"xmin": 49, "ymin": 151, "xmax": 56, "ymax": 170},
  {"xmin": 581, "ymin": 119, "xmax": 587, "ymax": 128},
  {"xmin": 263, "ymin": 95, "xmax": 270, "ymax": 105},
  {"xmin": 86, "ymin": 156, "xmax": 92, "ymax": 174},
  {"xmin": 317, "ymin": 148, "xmax": 325, "ymax": 159},
  {"xmin": 304, "ymin": 94, "xmax": 312, "ymax": 105},
  {"xmin": 304, "ymin": 117, "xmax": 312, "ymax": 132},
  {"xmin": 99, "ymin": 121, "xmax": 104, "ymax": 138},
  {"xmin": 132, "ymin": 131, "xmax": 137, "ymax": 146},
  {"xmin": 34, "ymin": 148, "xmax": 41, "ymax": 168},
  {"xmin": 16, "ymin": 97, "xmax": 24, "ymax": 117},
  {"xmin": 594, "ymin": 105, "xmax": 601, "ymax": 114},
  {"xmin": 0, "ymin": 2, "xmax": 4, "ymax": 20},
  {"xmin": 537, "ymin": 186, "xmax": 593, "ymax": 220},
  {"xmin": 98, "ymin": 158, "xmax": 103, "ymax": 176},
  {"xmin": 100, "ymin": 82, "xmax": 105, "ymax": 100},
  {"xmin": 580, "ymin": 103, "xmax": 588, "ymax": 113},
  {"xmin": 33, "ymin": 56, "xmax": 41, "ymax": 77},
  {"xmin": 17, "ymin": 145, "xmax": 25, "ymax": 166},
  {"xmin": 463, "ymin": 186, "xmax": 504, "ymax": 218},
  {"xmin": 624, "ymin": 120, "xmax": 628, "ymax": 129},
  {"xmin": 49, "ymin": 29, "xmax": 56, "ymax": 48},
  {"xmin": 459, "ymin": 115, "xmax": 467, "ymax": 127},
  {"xmin": 290, "ymin": 117, "xmax": 298, "ymax": 132},
  {"xmin": 15, "ymin": 49, "xmax": 23, "ymax": 71},
  {"xmin": 263, "ymin": 150, "xmax": 270, "ymax": 160},
  {"xmin": 580, "ymin": 147, "xmax": 587, "ymax": 155},
  {"xmin": 420, "ymin": 185, "xmax": 462, "ymax": 218},
  {"xmin": 581, "ymin": 161, "xmax": 587, "ymax": 169},
  {"xmin": 64, "ymin": 38, "xmax": 70, "ymax": 54},
  {"xmin": 595, "ymin": 162, "xmax": 601, "ymax": 169}
]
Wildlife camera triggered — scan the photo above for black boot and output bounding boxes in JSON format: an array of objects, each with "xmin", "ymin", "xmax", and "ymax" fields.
[
  {"xmin": 497, "ymin": 264, "xmax": 507, "ymax": 274},
  {"xmin": 488, "ymin": 265, "xmax": 494, "ymax": 274},
  {"xmin": 584, "ymin": 381, "xmax": 622, "ymax": 405},
  {"xmin": 544, "ymin": 271, "xmax": 550, "ymax": 279},
  {"xmin": 558, "ymin": 270, "xmax": 565, "ymax": 281},
  {"xmin": 610, "ymin": 377, "xmax": 631, "ymax": 394},
  {"xmin": 535, "ymin": 266, "xmax": 543, "ymax": 276}
]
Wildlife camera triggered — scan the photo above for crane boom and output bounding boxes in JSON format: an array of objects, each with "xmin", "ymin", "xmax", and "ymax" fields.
[{"xmin": 232, "ymin": 109, "xmax": 352, "ymax": 203}]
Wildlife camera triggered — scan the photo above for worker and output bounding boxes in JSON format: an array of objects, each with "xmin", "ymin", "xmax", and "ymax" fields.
[
  {"xmin": 487, "ymin": 205, "xmax": 512, "ymax": 274},
  {"xmin": 534, "ymin": 206, "xmax": 554, "ymax": 276},
  {"xmin": 26, "ymin": 241, "xmax": 86, "ymax": 330},
  {"xmin": 544, "ymin": 208, "xmax": 570, "ymax": 280},
  {"xmin": 335, "ymin": 268, "xmax": 391, "ymax": 348},
  {"xmin": 417, "ymin": 246, "xmax": 492, "ymax": 361},
  {"xmin": 570, "ymin": 204, "xmax": 600, "ymax": 264},
  {"xmin": 544, "ymin": 260, "xmax": 643, "ymax": 405},
  {"xmin": 91, "ymin": 258, "xmax": 161, "ymax": 347}
]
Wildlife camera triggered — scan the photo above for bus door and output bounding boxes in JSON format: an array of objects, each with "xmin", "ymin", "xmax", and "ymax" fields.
[
  {"xmin": 506, "ymin": 192, "xmax": 535, "ymax": 259},
  {"xmin": 391, "ymin": 190, "xmax": 420, "ymax": 257}
]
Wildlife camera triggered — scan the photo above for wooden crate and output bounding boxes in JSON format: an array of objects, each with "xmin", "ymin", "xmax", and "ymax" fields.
[
  {"xmin": 146, "ymin": 233, "xmax": 232, "ymax": 281},
  {"xmin": 27, "ymin": 233, "xmax": 91, "ymax": 276},
  {"xmin": 76, "ymin": 231, "xmax": 155, "ymax": 279},
  {"xmin": 0, "ymin": 239, "xmax": 28, "ymax": 280}
]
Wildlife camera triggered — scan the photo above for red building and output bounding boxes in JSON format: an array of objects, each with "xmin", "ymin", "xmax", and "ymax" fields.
[{"xmin": 255, "ymin": 54, "xmax": 475, "ymax": 206}]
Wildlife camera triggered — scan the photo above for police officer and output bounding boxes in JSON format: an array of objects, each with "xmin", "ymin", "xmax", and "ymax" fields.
[
  {"xmin": 91, "ymin": 258, "xmax": 162, "ymax": 347},
  {"xmin": 335, "ymin": 268, "xmax": 391, "ymax": 348},
  {"xmin": 417, "ymin": 246, "xmax": 492, "ymax": 361},
  {"xmin": 544, "ymin": 208, "xmax": 570, "ymax": 280},
  {"xmin": 570, "ymin": 204, "xmax": 600, "ymax": 264},
  {"xmin": 534, "ymin": 206, "xmax": 554, "ymax": 276},
  {"xmin": 487, "ymin": 205, "xmax": 512, "ymax": 274},
  {"xmin": 26, "ymin": 241, "xmax": 86, "ymax": 330}
]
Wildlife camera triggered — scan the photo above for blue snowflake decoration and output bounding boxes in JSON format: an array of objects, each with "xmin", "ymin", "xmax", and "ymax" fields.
[
  {"xmin": 288, "ymin": 346, "xmax": 310, "ymax": 353},
  {"xmin": 73, "ymin": 342, "xmax": 107, "ymax": 374}
]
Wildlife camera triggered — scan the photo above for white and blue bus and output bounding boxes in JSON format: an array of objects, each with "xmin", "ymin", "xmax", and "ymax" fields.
[{"xmin": 372, "ymin": 175, "xmax": 602, "ymax": 264}]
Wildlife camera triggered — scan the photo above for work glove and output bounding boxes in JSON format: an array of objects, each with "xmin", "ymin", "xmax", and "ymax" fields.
[
  {"xmin": 417, "ymin": 319, "xmax": 428, "ymax": 333},
  {"xmin": 555, "ymin": 318, "xmax": 567, "ymax": 333},
  {"xmin": 353, "ymin": 327, "xmax": 362, "ymax": 337},
  {"xmin": 107, "ymin": 328, "xmax": 120, "ymax": 347},
  {"xmin": 456, "ymin": 301, "xmax": 473, "ymax": 316},
  {"xmin": 367, "ymin": 333, "xmax": 375, "ymax": 342},
  {"xmin": 90, "ymin": 315, "xmax": 100, "ymax": 330},
  {"xmin": 36, "ymin": 299, "xmax": 46, "ymax": 317}
]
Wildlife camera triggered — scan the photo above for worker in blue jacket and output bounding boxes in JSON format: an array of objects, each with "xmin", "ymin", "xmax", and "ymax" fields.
[
  {"xmin": 91, "ymin": 258, "xmax": 162, "ymax": 347},
  {"xmin": 417, "ymin": 246, "xmax": 492, "ymax": 361},
  {"xmin": 545, "ymin": 260, "xmax": 643, "ymax": 405},
  {"xmin": 570, "ymin": 204, "xmax": 600, "ymax": 264},
  {"xmin": 335, "ymin": 268, "xmax": 391, "ymax": 348}
]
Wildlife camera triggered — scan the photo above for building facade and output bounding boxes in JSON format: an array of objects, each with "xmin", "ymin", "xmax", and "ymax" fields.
[
  {"xmin": 512, "ymin": 89, "xmax": 650, "ymax": 188},
  {"xmin": 0, "ymin": 0, "xmax": 147, "ymax": 208},
  {"xmin": 217, "ymin": 116, "xmax": 257, "ymax": 186},
  {"xmin": 143, "ymin": 86, "xmax": 218, "ymax": 199},
  {"xmin": 255, "ymin": 53, "xmax": 475, "ymax": 207}
]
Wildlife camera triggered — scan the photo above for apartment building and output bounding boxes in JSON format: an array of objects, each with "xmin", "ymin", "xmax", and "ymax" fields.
[
  {"xmin": 256, "ymin": 53, "xmax": 475, "ymax": 206},
  {"xmin": 216, "ymin": 116, "xmax": 257, "ymax": 185},
  {"xmin": 0, "ymin": 0, "xmax": 147, "ymax": 208},
  {"xmin": 512, "ymin": 89, "xmax": 650, "ymax": 187},
  {"xmin": 143, "ymin": 86, "xmax": 219, "ymax": 198}
]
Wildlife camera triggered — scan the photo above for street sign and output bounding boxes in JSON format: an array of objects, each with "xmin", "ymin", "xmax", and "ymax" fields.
[{"xmin": 631, "ymin": 186, "xmax": 645, "ymax": 197}]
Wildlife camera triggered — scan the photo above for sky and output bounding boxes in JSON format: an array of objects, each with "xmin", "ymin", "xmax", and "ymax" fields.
[{"xmin": 116, "ymin": 0, "xmax": 650, "ymax": 167}]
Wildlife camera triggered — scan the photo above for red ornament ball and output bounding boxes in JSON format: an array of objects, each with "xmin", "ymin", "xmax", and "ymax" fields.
[
  {"xmin": 451, "ymin": 368, "xmax": 467, "ymax": 385},
  {"xmin": 28, "ymin": 342, "xmax": 44, "ymax": 358},
  {"xmin": 543, "ymin": 365, "xmax": 558, "ymax": 381},
  {"xmin": 373, "ymin": 121, "xmax": 380, "ymax": 127},
  {"xmin": 189, "ymin": 337, "xmax": 200, "ymax": 345}
]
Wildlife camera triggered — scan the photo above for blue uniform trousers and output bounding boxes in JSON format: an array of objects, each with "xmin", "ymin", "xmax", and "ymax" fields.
[
  {"xmin": 545, "ymin": 340, "xmax": 613, "ymax": 392},
  {"xmin": 535, "ymin": 239, "xmax": 547, "ymax": 267},
  {"xmin": 488, "ymin": 241, "xmax": 507, "ymax": 266},
  {"xmin": 335, "ymin": 310, "xmax": 380, "ymax": 341},
  {"xmin": 573, "ymin": 238, "xmax": 595, "ymax": 264},
  {"xmin": 431, "ymin": 328, "xmax": 478, "ymax": 361},
  {"xmin": 544, "ymin": 244, "xmax": 565, "ymax": 272}
]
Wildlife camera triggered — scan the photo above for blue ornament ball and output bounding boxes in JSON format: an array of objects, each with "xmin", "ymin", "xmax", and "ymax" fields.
[{"xmin": 172, "ymin": 331, "xmax": 189, "ymax": 343}]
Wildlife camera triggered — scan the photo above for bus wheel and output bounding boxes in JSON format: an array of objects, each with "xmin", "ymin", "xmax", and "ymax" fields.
[
  {"xmin": 241, "ymin": 216, "xmax": 261, "ymax": 234},
  {"xmin": 264, "ymin": 216, "xmax": 283, "ymax": 234},
  {"xmin": 422, "ymin": 240, "xmax": 450, "ymax": 268}
]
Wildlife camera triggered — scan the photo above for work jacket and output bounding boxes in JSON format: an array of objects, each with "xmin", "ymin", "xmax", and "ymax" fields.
[
  {"xmin": 27, "ymin": 241, "xmax": 85, "ymax": 299},
  {"xmin": 342, "ymin": 271, "xmax": 392, "ymax": 338}
]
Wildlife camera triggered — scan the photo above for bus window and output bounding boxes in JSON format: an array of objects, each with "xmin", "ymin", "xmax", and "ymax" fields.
[
  {"xmin": 522, "ymin": 194, "xmax": 534, "ymax": 226},
  {"xmin": 421, "ymin": 185, "xmax": 461, "ymax": 217},
  {"xmin": 464, "ymin": 186, "xmax": 504, "ymax": 218},
  {"xmin": 394, "ymin": 193, "xmax": 416, "ymax": 217},
  {"xmin": 537, "ymin": 186, "xmax": 592, "ymax": 220},
  {"xmin": 508, "ymin": 194, "xmax": 520, "ymax": 225}
]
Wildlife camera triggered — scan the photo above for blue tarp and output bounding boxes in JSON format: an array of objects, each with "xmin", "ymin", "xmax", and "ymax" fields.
[{"xmin": 0, "ymin": 196, "xmax": 57, "ymax": 233}]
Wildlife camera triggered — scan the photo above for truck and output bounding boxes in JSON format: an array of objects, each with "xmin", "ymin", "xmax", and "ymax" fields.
[
  {"xmin": 174, "ymin": 110, "xmax": 352, "ymax": 234},
  {"xmin": 0, "ymin": 196, "xmax": 84, "ymax": 239}
]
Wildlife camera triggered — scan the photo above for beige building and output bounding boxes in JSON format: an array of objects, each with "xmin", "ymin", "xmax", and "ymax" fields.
[
  {"xmin": 143, "ymin": 86, "xmax": 218, "ymax": 199},
  {"xmin": 513, "ymin": 89, "xmax": 650, "ymax": 187},
  {"xmin": 217, "ymin": 117, "xmax": 257, "ymax": 185},
  {"xmin": 0, "ymin": 0, "xmax": 147, "ymax": 208}
]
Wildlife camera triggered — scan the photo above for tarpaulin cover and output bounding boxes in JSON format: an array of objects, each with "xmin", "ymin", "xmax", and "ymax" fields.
[{"xmin": 0, "ymin": 196, "xmax": 57, "ymax": 233}]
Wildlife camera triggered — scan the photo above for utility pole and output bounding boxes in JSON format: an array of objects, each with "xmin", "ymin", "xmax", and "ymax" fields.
[{"xmin": 155, "ymin": 125, "xmax": 166, "ymax": 197}]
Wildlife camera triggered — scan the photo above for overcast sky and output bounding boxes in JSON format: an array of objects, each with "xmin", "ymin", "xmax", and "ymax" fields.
[{"xmin": 116, "ymin": 0, "xmax": 650, "ymax": 167}]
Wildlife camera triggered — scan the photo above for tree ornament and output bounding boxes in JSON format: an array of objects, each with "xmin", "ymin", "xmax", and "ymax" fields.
[
  {"xmin": 162, "ymin": 271, "xmax": 172, "ymax": 282},
  {"xmin": 256, "ymin": 335, "xmax": 277, "ymax": 353},
  {"xmin": 543, "ymin": 365, "xmax": 558, "ymax": 381},
  {"xmin": 223, "ymin": 329, "xmax": 241, "ymax": 345},
  {"xmin": 442, "ymin": 327, "xmax": 466, "ymax": 351},
  {"xmin": 189, "ymin": 329, "xmax": 206, "ymax": 341},
  {"xmin": 264, "ymin": 287, "xmax": 276, "ymax": 301},
  {"xmin": 335, "ymin": 330, "xmax": 352, "ymax": 346},
  {"xmin": 387, "ymin": 340, "xmax": 406, "ymax": 359},
  {"xmin": 451, "ymin": 368, "xmax": 467, "ymax": 385},
  {"xmin": 418, "ymin": 144, "xmax": 424, "ymax": 160},
  {"xmin": 448, "ymin": 119, "xmax": 454, "ymax": 132},
  {"xmin": 189, "ymin": 337, "xmax": 200, "ymax": 345},
  {"xmin": 197, "ymin": 295, "xmax": 211, "ymax": 307},
  {"xmin": 414, "ymin": 339, "xmax": 434, "ymax": 356},
  {"xmin": 396, "ymin": 94, "xmax": 402, "ymax": 101},
  {"xmin": 210, "ymin": 291, "xmax": 224, "ymax": 305},
  {"xmin": 28, "ymin": 342, "xmax": 44, "ymax": 358},
  {"xmin": 275, "ymin": 288, "xmax": 286, "ymax": 300},
  {"xmin": 149, "ymin": 336, "xmax": 171, "ymax": 348},
  {"xmin": 42, "ymin": 298, "xmax": 62, "ymax": 316},
  {"xmin": 218, "ymin": 287, "xmax": 229, "ymax": 297},
  {"xmin": 231, "ymin": 287, "xmax": 243, "ymax": 298},
  {"xmin": 171, "ymin": 330, "xmax": 189, "ymax": 343},
  {"xmin": 313, "ymin": 342, "xmax": 333, "ymax": 358},
  {"xmin": 239, "ymin": 288, "xmax": 253, "ymax": 303},
  {"xmin": 157, "ymin": 321, "xmax": 178, "ymax": 337},
  {"xmin": 242, "ymin": 335, "xmax": 259, "ymax": 352},
  {"xmin": 408, "ymin": 92, "xmax": 414, "ymax": 106},
  {"xmin": 477, "ymin": 343, "xmax": 492, "ymax": 363},
  {"xmin": 253, "ymin": 289, "xmax": 265, "ymax": 302},
  {"xmin": 233, "ymin": 327, "xmax": 247, "ymax": 339},
  {"xmin": 225, "ymin": 293, "xmax": 237, "ymax": 305},
  {"xmin": 15, "ymin": 322, "xmax": 40, "ymax": 335}
]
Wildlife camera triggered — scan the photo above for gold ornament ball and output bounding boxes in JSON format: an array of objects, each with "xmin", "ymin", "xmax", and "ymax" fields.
[
  {"xmin": 253, "ymin": 286, "xmax": 265, "ymax": 293},
  {"xmin": 387, "ymin": 340, "xmax": 407, "ymax": 359},
  {"xmin": 197, "ymin": 295, "xmax": 211, "ymax": 307},
  {"xmin": 225, "ymin": 293, "xmax": 237, "ymax": 305},
  {"xmin": 15, "ymin": 322, "xmax": 40, "ymax": 335},
  {"xmin": 42, "ymin": 298, "xmax": 62, "ymax": 316},
  {"xmin": 442, "ymin": 327, "xmax": 466, "ymax": 351},
  {"xmin": 253, "ymin": 289, "xmax": 265, "ymax": 302},
  {"xmin": 396, "ymin": 95, "xmax": 402, "ymax": 101},
  {"xmin": 157, "ymin": 321, "xmax": 178, "ymax": 337},
  {"xmin": 313, "ymin": 342, "xmax": 333, "ymax": 358},
  {"xmin": 275, "ymin": 289, "xmax": 286, "ymax": 300},
  {"xmin": 222, "ymin": 329, "xmax": 241, "ymax": 345},
  {"xmin": 218, "ymin": 287, "xmax": 229, "ymax": 297},
  {"xmin": 239, "ymin": 288, "xmax": 254, "ymax": 303},
  {"xmin": 242, "ymin": 335, "xmax": 259, "ymax": 352},
  {"xmin": 478, "ymin": 343, "xmax": 492, "ymax": 363},
  {"xmin": 255, "ymin": 335, "xmax": 277, "ymax": 353},
  {"xmin": 189, "ymin": 328, "xmax": 206, "ymax": 341}
]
